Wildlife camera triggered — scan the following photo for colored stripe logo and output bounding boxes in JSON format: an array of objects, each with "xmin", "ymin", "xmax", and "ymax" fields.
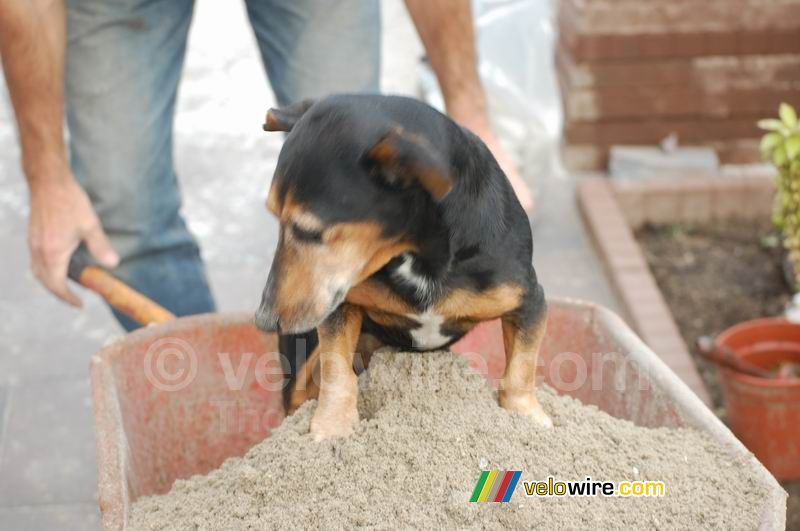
[{"xmin": 470, "ymin": 471, "xmax": 522, "ymax": 502}]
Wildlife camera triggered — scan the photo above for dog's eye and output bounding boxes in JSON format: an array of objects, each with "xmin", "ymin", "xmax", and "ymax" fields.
[{"xmin": 291, "ymin": 223, "xmax": 323, "ymax": 243}]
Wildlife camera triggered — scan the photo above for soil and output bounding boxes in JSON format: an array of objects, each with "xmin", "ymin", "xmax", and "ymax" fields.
[
  {"xmin": 636, "ymin": 219, "xmax": 798, "ymax": 530},
  {"xmin": 131, "ymin": 351, "xmax": 769, "ymax": 530},
  {"xmin": 637, "ymin": 220, "xmax": 791, "ymax": 409}
]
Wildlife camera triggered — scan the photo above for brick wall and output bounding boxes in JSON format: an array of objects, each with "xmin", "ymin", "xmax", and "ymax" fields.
[{"xmin": 558, "ymin": 0, "xmax": 800, "ymax": 170}]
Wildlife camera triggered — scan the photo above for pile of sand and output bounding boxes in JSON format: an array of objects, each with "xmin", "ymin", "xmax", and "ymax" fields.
[{"xmin": 131, "ymin": 352, "xmax": 768, "ymax": 529}]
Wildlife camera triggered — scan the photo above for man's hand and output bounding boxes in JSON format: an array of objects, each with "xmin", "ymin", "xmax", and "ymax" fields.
[
  {"xmin": 28, "ymin": 173, "xmax": 119, "ymax": 306},
  {"xmin": 1, "ymin": 0, "xmax": 118, "ymax": 305}
]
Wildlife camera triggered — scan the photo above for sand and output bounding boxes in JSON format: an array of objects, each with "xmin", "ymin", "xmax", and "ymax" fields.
[{"xmin": 131, "ymin": 351, "xmax": 768, "ymax": 530}]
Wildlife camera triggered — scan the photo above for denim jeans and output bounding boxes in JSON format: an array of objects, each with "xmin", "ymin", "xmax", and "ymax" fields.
[{"xmin": 64, "ymin": 0, "xmax": 381, "ymax": 330}]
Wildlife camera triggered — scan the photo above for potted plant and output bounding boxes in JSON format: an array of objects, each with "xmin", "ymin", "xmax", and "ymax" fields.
[
  {"xmin": 762, "ymin": 103, "xmax": 800, "ymax": 290},
  {"xmin": 702, "ymin": 104, "xmax": 800, "ymax": 481}
]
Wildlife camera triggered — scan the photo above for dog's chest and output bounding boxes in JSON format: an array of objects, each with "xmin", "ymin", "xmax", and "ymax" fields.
[
  {"xmin": 390, "ymin": 254, "xmax": 451, "ymax": 349},
  {"xmin": 352, "ymin": 253, "xmax": 520, "ymax": 351},
  {"xmin": 404, "ymin": 308, "xmax": 450, "ymax": 349},
  {"xmin": 376, "ymin": 253, "xmax": 452, "ymax": 350}
]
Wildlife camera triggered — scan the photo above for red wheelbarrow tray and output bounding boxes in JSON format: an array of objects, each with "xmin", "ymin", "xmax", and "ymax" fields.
[{"xmin": 90, "ymin": 298, "xmax": 787, "ymax": 529}]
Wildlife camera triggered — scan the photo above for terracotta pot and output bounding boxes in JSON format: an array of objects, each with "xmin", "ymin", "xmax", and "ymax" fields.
[{"xmin": 716, "ymin": 318, "xmax": 800, "ymax": 480}]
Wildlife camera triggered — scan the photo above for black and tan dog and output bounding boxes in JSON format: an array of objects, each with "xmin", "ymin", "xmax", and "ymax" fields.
[{"xmin": 255, "ymin": 94, "xmax": 549, "ymax": 440}]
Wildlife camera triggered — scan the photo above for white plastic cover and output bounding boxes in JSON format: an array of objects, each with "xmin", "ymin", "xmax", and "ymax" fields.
[{"xmin": 419, "ymin": 0, "xmax": 564, "ymax": 192}]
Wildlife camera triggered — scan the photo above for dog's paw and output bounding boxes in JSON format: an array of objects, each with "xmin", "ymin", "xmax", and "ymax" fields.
[
  {"xmin": 499, "ymin": 390, "xmax": 553, "ymax": 428},
  {"xmin": 310, "ymin": 406, "xmax": 359, "ymax": 441}
]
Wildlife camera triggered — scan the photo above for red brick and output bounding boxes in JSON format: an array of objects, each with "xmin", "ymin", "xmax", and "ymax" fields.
[
  {"xmin": 711, "ymin": 139, "xmax": 761, "ymax": 164},
  {"xmin": 559, "ymin": 0, "xmax": 800, "ymax": 60},
  {"xmin": 562, "ymin": 144, "xmax": 608, "ymax": 172},
  {"xmin": 629, "ymin": 296, "xmax": 675, "ymax": 325},
  {"xmin": 615, "ymin": 269, "xmax": 662, "ymax": 308},
  {"xmin": 704, "ymin": 176, "xmax": 774, "ymax": 221},
  {"xmin": 629, "ymin": 285, "xmax": 676, "ymax": 317},
  {"xmin": 564, "ymin": 117, "xmax": 762, "ymax": 146},
  {"xmin": 560, "ymin": 81, "xmax": 800, "ymax": 122},
  {"xmin": 640, "ymin": 182, "xmax": 683, "ymax": 225},
  {"xmin": 577, "ymin": 176, "xmax": 712, "ymax": 402},
  {"xmin": 556, "ymin": 49, "xmax": 800, "ymax": 90},
  {"xmin": 564, "ymin": 140, "xmax": 765, "ymax": 172},
  {"xmin": 644, "ymin": 334, "xmax": 691, "ymax": 362},
  {"xmin": 636, "ymin": 314, "xmax": 685, "ymax": 345},
  {"xmin": 612, "ymin": 181, "xmax": 649, "ymax": 227},
  {"xmin": 675, "ymin": 179, "xmax": 714, "ymax": 224}
]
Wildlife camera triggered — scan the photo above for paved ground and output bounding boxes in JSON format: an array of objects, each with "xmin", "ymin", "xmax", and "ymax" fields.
[{"xmin": 0, "ymin": 2, "xmax": 617, "ymax": 528}]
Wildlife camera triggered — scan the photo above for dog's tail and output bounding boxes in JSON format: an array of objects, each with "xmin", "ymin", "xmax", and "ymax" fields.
[{"xmin": 278, "ymin": 329, "xmax": 319, "ymax": 411}]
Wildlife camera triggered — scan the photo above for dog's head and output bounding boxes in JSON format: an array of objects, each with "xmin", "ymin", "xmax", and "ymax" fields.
[{"xmin": 255, "ymin": 97, "xmax": 453, "ymax": 334}]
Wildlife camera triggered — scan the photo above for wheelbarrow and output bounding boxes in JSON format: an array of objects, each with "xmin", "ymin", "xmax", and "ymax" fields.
[{"xmin": 71, "ymin": 261, "xmax": 787, "ymax": 530}]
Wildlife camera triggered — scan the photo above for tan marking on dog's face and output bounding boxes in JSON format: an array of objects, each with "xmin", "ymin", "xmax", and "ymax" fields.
[
  {"xmin": 266, "ymin": 179, "xmax": 281, "ymax": 215},
  {"xmin": 262, "ymin": 193, "xmax": 413, "ymax": 333},
  {"xmin": 434, "ymin": 284, "xmax": 524, "ymax": 321}
]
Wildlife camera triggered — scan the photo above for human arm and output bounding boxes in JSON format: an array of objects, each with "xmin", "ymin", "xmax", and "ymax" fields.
[
  {"xmin": 404, "ymin": 0, "xmax": 533, "ymax": 210},
  {"xmin": 0, "ymin": 0, "xmax": 118, "ymax": 306}
]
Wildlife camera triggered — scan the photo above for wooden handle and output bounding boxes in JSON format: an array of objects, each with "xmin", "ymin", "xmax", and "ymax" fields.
[
  {"xmin": 76, "ymin": 265, "xmax": 175, "ymax": 326},
  {"xmin": 696, "ymin": 336, "xmax": 773, "ymax": 379},
  {"xmin": 67, "ymin": 253, "xmax": 175, "ymax": 326}
]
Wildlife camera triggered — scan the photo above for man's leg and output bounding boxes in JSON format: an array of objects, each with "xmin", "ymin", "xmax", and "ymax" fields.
[
  {"xmin": 244, "ymin": 0, "xmax": 381, "ymax": 105},
  {"xmin": 65, "ymin": 0, "xmax": 215, "ymax": 330}
]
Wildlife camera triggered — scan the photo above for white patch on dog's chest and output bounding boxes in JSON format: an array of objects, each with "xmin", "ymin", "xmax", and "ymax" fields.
[
  {"xmin": 390, "ymin": 253, "xmax": 450, "ymax": 349},
  {"xmin": 391, "ymin": 253, "xmax": 433, "ymax": 305},
  {"xmin": 406, "ymin": 308, "xmax": 451, "ymax": 349}
]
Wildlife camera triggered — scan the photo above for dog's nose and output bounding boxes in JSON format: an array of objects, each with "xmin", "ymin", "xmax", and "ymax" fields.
[{"xmin": 254, "ymin": 307, "xmax": 280, "ymax": 333}]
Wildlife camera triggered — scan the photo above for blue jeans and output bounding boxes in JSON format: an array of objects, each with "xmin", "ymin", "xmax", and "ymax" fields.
[{"xmin": 64, "ymin": 0, "xmax": 381, "ymax": 330}]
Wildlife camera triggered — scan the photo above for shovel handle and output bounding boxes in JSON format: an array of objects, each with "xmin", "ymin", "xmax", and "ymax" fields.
[
  {"xmin": 68, "ymin": 254, "xmax": 175, "ymax": 326},
  {"xmin": 696, "ymin": 336, "xmax": 773, "ymax": 379}
]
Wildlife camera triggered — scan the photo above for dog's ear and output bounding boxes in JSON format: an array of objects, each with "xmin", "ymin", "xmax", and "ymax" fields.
[
  {"xmin": 263, "ymin": 99, "xmax": 315, "ymax": 132},
  {"xmin": 364, "ymin": 127, "xmax": 453, "ymax": 201}
]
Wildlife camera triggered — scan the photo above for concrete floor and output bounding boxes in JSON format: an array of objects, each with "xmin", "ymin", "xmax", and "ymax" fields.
[{"xmin": 0, "ymin": 2, "xmax": 617, "ymax": 528}]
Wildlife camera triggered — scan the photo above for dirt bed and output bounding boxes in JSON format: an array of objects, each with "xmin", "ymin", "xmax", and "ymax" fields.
[
  {"xmin": 131, "ymin": 351, "xmax": 768, "ymax": 530},
  {"xmin": 636, "ymin": 220, "xmax": 791, "ymax": 409},
  {"xmin": 636, "ymin": 219, "xmax": 797, "ymax": 529}
]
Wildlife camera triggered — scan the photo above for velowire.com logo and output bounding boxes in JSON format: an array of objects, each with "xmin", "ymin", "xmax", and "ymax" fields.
[{"xmin": 469, "ymin": 471, "xmax": 522, "ymax": 503}]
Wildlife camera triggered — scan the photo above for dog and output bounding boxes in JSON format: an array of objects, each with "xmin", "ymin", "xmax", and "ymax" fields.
[{"xmin": 255, "ymin": 94, "xmax": 549, "ymax": 441}]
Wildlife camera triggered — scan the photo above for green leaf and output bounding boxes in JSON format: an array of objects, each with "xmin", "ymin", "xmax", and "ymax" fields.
[
  {"xmin": 780, "ymin": 103, "xmax": 798, "ymax": 129},
  {"xmin": 761, "ymin": 131, "xmax": 784, "ymax": 159},
  {"xmin": 786, "ymin": 134, "xmax": 800, "ymax": 160},
  {"xmin": 758, "ymin": 118, "xmax": 786, "ymax": 132},
  {"xmin": 791, "ymin": 158, "xmax": 800, "ymax": 176},
  {"xmin": 774, "ymin": 143, "xmax": 789, "ymax": 167}
]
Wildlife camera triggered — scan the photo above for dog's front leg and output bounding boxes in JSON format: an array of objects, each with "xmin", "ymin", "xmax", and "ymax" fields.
[
  {"xmin": 498, "ymin": 282, "xmax": 552, "ymax": 428},
  {"xmin": 310, "ymin": 303, "xmax": 363, "ymax": 441}
]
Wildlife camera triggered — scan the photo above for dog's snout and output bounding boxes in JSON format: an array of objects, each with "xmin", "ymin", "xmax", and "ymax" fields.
[
  {"xmin": 256, "ymin": 267, "xmax": 281, "ymax": 332},
  {"xmin": 257, "ymin": 244, "xmax": 354, "ymax": 334},
  {"xmin": 255, "ymin": 307, "xmax": 280, "ymax": 333}
]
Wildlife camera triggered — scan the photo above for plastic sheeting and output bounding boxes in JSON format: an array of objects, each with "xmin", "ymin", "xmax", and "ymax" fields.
[{"xmin": 419, "ymin": 0, "xmax": 564, "ymax": 190}]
